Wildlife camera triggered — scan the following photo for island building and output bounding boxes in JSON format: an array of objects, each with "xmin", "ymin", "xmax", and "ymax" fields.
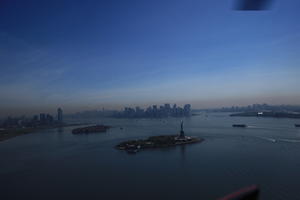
[{"xmin": 57, "ymin": 108, "xmax": 63, "ymax": 123}]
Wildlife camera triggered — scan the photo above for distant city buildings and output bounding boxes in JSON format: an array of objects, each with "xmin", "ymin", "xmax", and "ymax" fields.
[
  {"xmin": 113, "ymin": 103, "xmax": 192, "ymax": 118},
  {"xmin": 0, "ymin": 108, "xmax": 63, "ymax": 129},
  {"xmin": 202, "ymin": 104, "xmax": 300, "ymax": 113},
  {"xmin": 68, "ymin": 109, "xmax": 116, "ymax": 119}
]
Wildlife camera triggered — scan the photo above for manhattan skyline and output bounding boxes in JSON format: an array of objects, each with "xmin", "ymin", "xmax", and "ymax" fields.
[{"xmin": 0, "ymin": 0, "xmax": 300, "ymax": 117}]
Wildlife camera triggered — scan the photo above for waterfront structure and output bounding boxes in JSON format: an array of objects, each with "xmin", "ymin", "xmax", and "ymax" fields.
[{"xmin": 57, "ymin": 108, "xmax": 63, "ymax": 123}]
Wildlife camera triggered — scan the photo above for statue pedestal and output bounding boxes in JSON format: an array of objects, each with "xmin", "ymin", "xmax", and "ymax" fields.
[{"xmin": 179, "ymin": 130, "xmax": 185, "ymax": 138}]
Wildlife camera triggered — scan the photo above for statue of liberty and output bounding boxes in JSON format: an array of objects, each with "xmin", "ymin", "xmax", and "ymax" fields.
[{"xmin": 180, "ymin": 120, "xmax": 185, "ymax": 138}]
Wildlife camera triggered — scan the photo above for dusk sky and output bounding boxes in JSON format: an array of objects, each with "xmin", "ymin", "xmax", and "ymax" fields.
[{"xmin": 0, "ymin": 0, "xmax": 300, "ymax": 116}]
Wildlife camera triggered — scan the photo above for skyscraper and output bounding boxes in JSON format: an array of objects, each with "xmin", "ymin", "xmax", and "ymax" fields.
[
  {"xmin": 57, "ymin": 108, "xmax": 63, "ymax": 123},
  {"xmin": 40, "ymin": 113, "xmax": 46, "ymax": 124}
]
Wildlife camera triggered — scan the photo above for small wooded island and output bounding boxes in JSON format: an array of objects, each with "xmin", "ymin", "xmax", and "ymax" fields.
[
  {"xmin": 72, "ymin": 125, "xmax": 111, "ymax": 134},
  {"xmin": 116, "ymin": 121, "xmax": 203, "ymax": 153}
]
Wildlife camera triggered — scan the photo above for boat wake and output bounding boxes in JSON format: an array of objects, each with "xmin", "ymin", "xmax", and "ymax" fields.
[
  {"xmin": 247, "ymin": 125, "xmax": 268, "ymax": 129},
  {"xmin": 254, "ymin": 136, "xmax": 300, "ymax": 143},
  {"xmin": 277, "ymin": 139, "xmax": 300, "ymax": 143},
  {"xmin": 255, "ymin": 136, "xmax": 276, "ymax": 143}
]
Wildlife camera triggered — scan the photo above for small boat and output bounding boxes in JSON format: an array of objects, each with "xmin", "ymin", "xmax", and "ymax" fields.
[
  {"xmin": 219, "ymin": 185, "xmax": 259, "ymax": 200},
  {"xmin": 295, "ymin": 124, "xmax": 300, "ymax": 127},
  {"xmin": 232, "ymin": 124, "xmax": 247, "ymax": 128}
]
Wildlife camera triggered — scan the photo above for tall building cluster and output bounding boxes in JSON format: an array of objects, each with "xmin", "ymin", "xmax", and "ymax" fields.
[
  {"xmin": 114, "ymin": 104, "xmax": 191, "ymax": 118},
  {"xmin": 1, "ymin": 108, "xmax": 63, "ymax": 128}
]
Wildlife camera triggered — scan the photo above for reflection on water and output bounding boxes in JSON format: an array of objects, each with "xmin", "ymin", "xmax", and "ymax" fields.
[
  {"xmin": 1, "ymin": 113, "xmax": 300, "ymax": 200},
  {"xmin": 180, "ymin": 145, "xmax": 186, "ymax": 162},
  {"xmin": 57, "ymin": 127, "xmax": 64, "ymax": 133}
]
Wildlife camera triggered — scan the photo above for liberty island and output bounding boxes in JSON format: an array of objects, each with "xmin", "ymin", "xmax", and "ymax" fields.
[{"xmin": 116, "ymin": 121, "xmax": 203, "ymax": 153}]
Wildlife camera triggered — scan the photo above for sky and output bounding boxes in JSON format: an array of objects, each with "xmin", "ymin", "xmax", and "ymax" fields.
[{"xmin": 0, "ymin": 0, "xmax": 300, "ymax": 116}]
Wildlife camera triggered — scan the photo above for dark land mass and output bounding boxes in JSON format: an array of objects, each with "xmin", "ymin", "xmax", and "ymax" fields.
[
  {"xmin": 230, "ymin": 111, "xmax": 300, "ymax": 119},
  {"xmin": 72, "ymin": 125, "xmax": 111, "ymax": 134},
  {"xmin": 0, "ymin": 127, "xmax": 35, "ymax": 142},
  {"xmin": 0, "ymin": 123, "xmax": 88, "ymax": 142},
  {"xmin": 116, "ymin": 135, "xmax": 203, "ymax": 153}
]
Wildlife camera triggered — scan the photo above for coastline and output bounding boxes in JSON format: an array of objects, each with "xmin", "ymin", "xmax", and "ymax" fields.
[{"xmin": 0, "ymin": 127, "xmax": 35, "ymax": 142}]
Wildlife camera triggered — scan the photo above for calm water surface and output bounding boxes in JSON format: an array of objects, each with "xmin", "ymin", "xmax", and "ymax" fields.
[{"xmin": 1, "ymin": 113, "xmax": 300, "ymax": 200}]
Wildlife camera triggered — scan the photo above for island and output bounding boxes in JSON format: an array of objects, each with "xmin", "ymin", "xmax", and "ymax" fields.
[
  {"xmin": 72, "ymin": 125, "xmax": 111, "ymax": 134},
  {"xmin": 116, "ymin": 121, "xmax": 203, "ymax": 153}
]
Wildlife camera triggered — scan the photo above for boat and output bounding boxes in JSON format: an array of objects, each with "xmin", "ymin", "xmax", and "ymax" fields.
[
  {"xmin": 232, "ymin": 124, "xmax": 247, "ymax": 128},
  {"xmin": 295, "ymin": 124, "xmax": 300, "ymax": 127}
]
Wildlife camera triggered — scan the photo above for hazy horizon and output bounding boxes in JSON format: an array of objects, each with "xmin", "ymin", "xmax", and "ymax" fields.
[
  {"xmin": 1, "ymin": 0, "xmax": 300, "ymax": 117},
  {"xmin": 2, "ymin": 100, "xmax": 300, "ymax": 118}
]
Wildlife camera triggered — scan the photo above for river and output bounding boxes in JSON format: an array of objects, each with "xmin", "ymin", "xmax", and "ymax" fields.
[{"xmin": 1, "ymin": 113, "xmax": 300, "ymax": 200}]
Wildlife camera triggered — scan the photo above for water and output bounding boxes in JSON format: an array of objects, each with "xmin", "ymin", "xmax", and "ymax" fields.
[{"xmin": 1, "ymin": 113, "xmax": 300, "ymax": 200}]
